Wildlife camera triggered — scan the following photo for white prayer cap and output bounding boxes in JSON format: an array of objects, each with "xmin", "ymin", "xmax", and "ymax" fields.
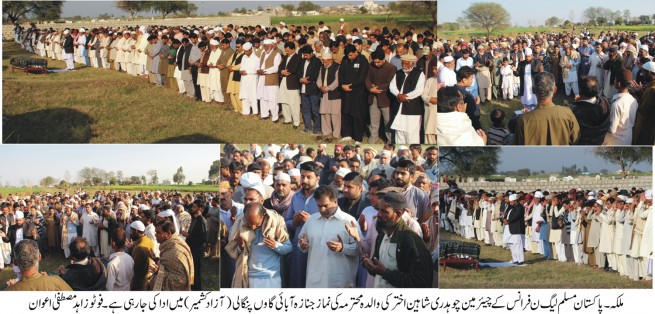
[
  {"xmin": 340, "ymin": 18, "xmax": 345, "ymax": 22},
  {"xmin": 626, "ymin": 198, "xmax": 634, "ymax": 204},
  {"xmin": 203, "ymin": 26, "xmax": 209, "ymax": 31},
  {"xmin": 588, "ymin": 191, "xmax": 595, "ymax": 196},
  {"xmin": 131, "ymin": 205, "xmax": 138, "ymax": 209},
  {"xmin": 534, "ymin": 191, "xmax": 543, "ymax": 198},
  {"xmin": 646, "ymin": 189, "xmax": 653, "ymax": 200},
  {"xmin": 275, "ymin": 173, "xmax": 291, "ymax": 183},
  {"xmin": 362, "ymin": 29, "xmax": 367, "ymax": 34},
  {"xmin": 299, "ymin": 156, "xmax": 313, "ymax": 164},
  {"xmin": 398, "ymin": 145, "xmax": 409, "ymax": 152},
  {"xmin": 362, "ymin": 34, "xmax": 368, "ymax": 39},
  {"xmin": 617, "ymin": 195, "xmax": 628, "ymax": 202},
  {"xmin": 79, "ymin": 28, "xmax": 85, "ymax": 32},
  {"xmin": 214, "ymin": 27, "xmax": 220, "ymax": 32},
  {"xmin": 14, "ymin": 211, "xmax": 24, "ymax": 219},
  {"xmin": 400, "ymin": 54, "xmax": 417, "ymax": 62},
  {"xmin": 321, "ymin": 50, "xmax": 333, "ymax": 59},
  {"xmin": 158, "ymin": 31, "xmax": 162, "ymax": 36},
  {"xmin": 279, "ymin": 21, "xmax": 286, "ymax": 26},
  {"xmin": 443, "ymin": 56, "xmax": 454, "ymax": 63},
  {"xmin": 335, "ymin": 167, "xmax": 351, "ymax": 178},
  {"xmin": 131, "ymin": 31, "xmax": 137, "ymax": 35},
  {"xmin": 587, "ymin": 196, "xmax": 595, "ymax": 201},
  {"xmin": 639, "ymin": 45, "xmax": 649, "ymax": 51},
  {"xmin": 288, "ymin": 168, "xmax": 301, "ymax": 177},
  {"xmin": 210, "ymin": 39, "xmax": 220, "ymax": 46},
  {"xmin": 595, "ymin": 199, "xmax": 604, "ymax": 206},
  {"xmin": 620, "ymin": 42, "xmax": 628, "ymax": 47},
  {"xmin": 240, "ymin": 172, "xmax": 263, "ymax": 188},
  {"xmin": 139, "ymin": 26, "xmax": 146, "ymax": 33},
  {"xmin": 194, "ymin": 30, "xmax": 200, "ymax": 35},
  {"xmin": 157, "ymin": 209, "xmax": 175, "ymax": 218},
  {"xmin": 346, "ymin": 34, "xmax": 352, "ymax": 40},
  {"xmin": 643, "ymin": 62, "xmax": 655, "ymax": 73},
  {"xmin": 248, "ymin": 183, "xmax": 266, "ymax": 198},
  {"xmin": 63, "ymin": 30, "xmax": 70, "ymax": 35},
  {"xmin": 130, "ymin": 220, "xmax": 145, "ymax": 232},
  {"xmin": 509, "ymin": 194, "xmax": 518, "ymax": 202},
  {"xmin": 208, "ymin": 30, "xmax": 215, "ymax": 35},
  {"xmin": 139, "ymin": 204, "xmax": 150, "ymax": 211},
  {"xmin": 263, "ymin": 38, "xmax": 275, "ymax": 45},
  {"xmin": 162, "ymin": 29, "xmax": 169, "ymax": 33},
  {"xmin": 243, "ymin": 42, "xmax": 253, "ymax": 50},
  {"xmin": 524, "ymin": 47, "xmax": 533, "ymax": 56}
]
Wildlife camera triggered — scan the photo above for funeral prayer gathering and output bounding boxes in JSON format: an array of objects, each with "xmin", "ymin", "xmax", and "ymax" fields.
[
  {"xmin": 12, "ymin": 16, "xmax": 444, "ymax": 145},
  {"xmin": 0, "ymin": 190, "xmax": 215, "ymax": 291},
  {"xmin": 219, "ymin": 144, "xmax": 439, "ymax": 288},
  {"xmin": 440, "ymin": 181, "xmax": 653, "ymax": 282}
]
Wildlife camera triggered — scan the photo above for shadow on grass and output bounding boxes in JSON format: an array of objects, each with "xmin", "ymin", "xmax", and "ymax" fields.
[
  {"xmin": 153, "ymin": 133, "xmax": 225, "ymax": 143},
  {"xmin": 3, "ymin": 108, "xmax": 95, "ymax": 143}
]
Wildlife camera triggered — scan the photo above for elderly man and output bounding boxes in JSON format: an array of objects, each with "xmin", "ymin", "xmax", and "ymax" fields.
[
  {"xmin": 257, "ymin": 38, "xmax": 282, "ymax": 122},
  {"xmin": 5, "ymin": 240, "xmax": 72, "ymax": 291},
  {"xmin": 439, "ymin": 56, "xmax": 457, "ymax": 87},
  {"xmin": 62, "ymin": 29, "xmax": 75, "ymax": 70},
  {"xmin": 298, "ymin": 185, "xmax": 360, "ymax": 288},
  {"xmin": 206, "ymin": 39, "xmax": 223, "ymax": 103},
  {"xmin": 475, "ymin": 45, "xmax": 494, "ymax": 103},
  {"xmin": 150, "ymin": 221, "xmax": 194, "ymax": 291},
  {"xmin": 264, "ymin": 173, "xmax": 296, "ymax": 216},
  {"xmin": 515, "ymin": 47, "xmax": 543, "ymax": 111},
  {"xmin": 227, "ymin": 201, "xmax": 291, "ymax": 288},
  {"xmin": 239, "ymin": 42, "xmax": 261, "ymax": 117},
  {"xmin": 515, "ymin": 72, "xmax": 580, "ymax": 145},
  {"xmin": 59, "ymin": 237, "xmax": 107, "ymax": 291},
  {"xmin": 572, "ymin": 76, "xmax": 611, "ymax": 145},
  {"xmin": 317, "ymin": 49, "xmax": 341, "ymax": 141},
  {"xmin": 390, "ymin": 54, "xmax": 425, "ymax": 144}
]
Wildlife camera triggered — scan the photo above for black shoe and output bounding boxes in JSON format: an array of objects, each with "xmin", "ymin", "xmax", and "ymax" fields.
[
  {"xmin": 293, "ymin": 125, "xmax": 299, "ymax": 130},
  {"xmin": 516, "ymin": 262, "xmax": 524, "ymax": 265}
]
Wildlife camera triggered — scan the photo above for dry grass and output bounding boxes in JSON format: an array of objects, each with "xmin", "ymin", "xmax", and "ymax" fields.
[
  {"xmin": 477, "ymin": 92, "xmax": 572, "ymax": 132},
  {"xmin": 2, "ymin": 42, "xmax": 321, "ymax": 143},
  {"xmin": 439, "ymin": 231, "xmax": 652, "ymax": 289}
]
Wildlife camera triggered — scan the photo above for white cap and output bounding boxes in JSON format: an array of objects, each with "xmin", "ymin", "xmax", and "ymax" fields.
[
  {"xmin": 210, "ymin": 39, "xmax": 219, "ymax": 46},
  {"xmin": 275, "ymin": 173, "xmax": 291, "ymax": 183},
  {"xmin": 130, "ymin": 220, "xmax": 145, "ymax": 232},
  {"xmin": 588, "ymin": 191, "xmax": 595, "ymax": 196},
  {"xmin": 626, "ymin": 198, "xmax": 634, "ymax": 204},
  {"xmin": 346, "ymin": 34, "xmax": 352, "ymax": 40},
  {"xmin": 335, "ymin": 167, "xmax": 351, "ymax": 178},
  {"xmin": 14, "ymin": 211, "xmax": 24, "ymax": 219},
  {"xmin": 63, "ymin": 30, "xmax": 70, "ymax": 35},
  {"xmin": 288, "ymin": 168, "xmax": 301, "ymax": 177},
  {"xmin": 646, "ymin": 189, "xmax": 653, "ymax": 200},
  {"xmin": 131, "ymin": 205, "xmax": 138, "ymax": 209},
  {"xmin": 139, "ymin": 26, "xmax": 146, "ymax": 33},
  {"xmin": 280, "ymin": 21, "xmax": 285, "ymax": 26},
  {"xmin": 509, "ymin": 194, "xmax": 518, "ymax": 202},
  {"xmin": 524, "ymin": 47, "xmax": 533, "ymax": 56},
  {"xmin": 639, "ymin": 45, "xmax": 649, "ymax": 51},
  {"xmin": 242, "ymin": 42, "xmax": 253, "ymax": 50},
  {"xmin": 79, "ymin": 28, "xmax": 85, "ymax": 32},
  {"xmin": 321, "ymin": 50, "xmax": 333, "ymax": 59},
  {"xmin": 240, "ymin": 172, "xmax": 263, "ymax": 188},
  {"xmin": 263, "ymin": 38, "xmax": 275, "ymax": 45},
  {"xmin": 618, "ymin": 195, "xmax": 628, "ymax": 202},
  {"xmin": 208, "ymin": 30, "xmax": 215, "ymax": 35},
  {"xmin": 534, "ymin": 191, "xmax": 543, "ymax": 198},
  {"xmin": 643, "ymin": 62, "xmax": 655, "ymax": 73},
  {"xmin": 620, "ymin": 42, "xmax": 628, "ymax": 47},
  {"xmin": 587, "ymin": 196, "xmax": 595, "ymax": 200},
  {"xmin": 340, "ymin": 18, "xmax": 345, "ymax": 22},
  {"xmin": 444, "ymin": 56, "xmax": 454, "ymax": 63},
  {"xmin": 596, "ymin": 199, "xmax": 604, "ymax": 206},
  {"xmin": 398, "ymin": 145, "xmax": 409, "ymax": 152}
]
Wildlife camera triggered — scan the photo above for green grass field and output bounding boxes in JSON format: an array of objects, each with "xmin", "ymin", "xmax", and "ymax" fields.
[
  {"xmin": 0, "ymin": 250, "xmax": 219, "ymax": 291},
  {"xmin": 2, "ymin": 42, "xmax": 320, "ymax": 143},
  {"xmin": 439, "ymin": 232, "xmax": 652, "ymax": 289},
  {"xmin": 0, "ymin": 185, "xmax": 216, "ymax": 196}
]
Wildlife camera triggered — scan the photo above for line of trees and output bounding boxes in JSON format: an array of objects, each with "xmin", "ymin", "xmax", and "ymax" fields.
[
  {"xmin": 2, "ymin": 1, "xmax": 65, "ymax": 24},
  {"xmin": 115, "ymin": 1, "xmax": 197, "ymax": 20}
]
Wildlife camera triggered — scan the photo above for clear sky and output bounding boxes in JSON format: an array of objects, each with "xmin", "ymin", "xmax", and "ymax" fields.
[
  {"xmin": 59, "ymin": 0, "xmax": 389, "ymax": 18},
  {"xmin": 0, "ymin": 145, "xmax": 219, "ymax": 186},
  {"xmin": 438, "ymin": 0, "xmax": 653, "ymax": 27},
  {"xmin": 496, "ymin": 147, "xmax": 653, "ymax": 173}
]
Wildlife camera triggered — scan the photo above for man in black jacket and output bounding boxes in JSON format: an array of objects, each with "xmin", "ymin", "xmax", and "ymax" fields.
[
  {"xmin": 279, "ymin": 42, "xmax": 302, "ymax": 128},
  {"xmin": 62, "ymin": 29, "xmax": 75, "ymax": 70},
  {"xmin": 299, "ymin": 45, "xmax": 322, "ymax": 135},
  {"xmin": 2, "ymin": 210, "xmax": 39, "ymax": 253},
  {"xmin": 58, "ymin": 237, "xmax": 107, "ymax": 291},
  {"xmin": 503, "ymin": 194, "xmax": 525, "ymax": 265},
  {"xmin": 339, "ymin": 44, "xmax": 369, "ymax": 143},
  {"xmin": 363, "ymin": 190, "xmax": 432, "ymax": 288},
  {"xmin": 184, "ymin": 200, "xmax": 207, "ymax": 291},
  {"xmin": 572, "ymin": 76, "xmax": 611, "ymax": 145}
]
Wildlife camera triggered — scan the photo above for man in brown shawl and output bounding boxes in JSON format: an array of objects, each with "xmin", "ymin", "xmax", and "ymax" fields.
[{"xmin": 150, "ymin": 221, "xmax": 194, "ymax": 291}]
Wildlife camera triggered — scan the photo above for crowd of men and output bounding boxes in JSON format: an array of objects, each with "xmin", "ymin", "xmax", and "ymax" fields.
[
  {"xmin": 0, "ymin": 190, "xmax": 215, "ymax": 291},
  {"xmin": 441, "ymin": 182, "xmax": 652, "ymax": 281},
  {"xmin": 219, "ymin": 143, "xmax": 440, "ymax": 288},
  {"xmin": 13, "ymin": 19, "xmax": 443, "ymax": 144},
  {"xmin": 435, "ymin": 29, "xmax": 655, "ymax": 146}
]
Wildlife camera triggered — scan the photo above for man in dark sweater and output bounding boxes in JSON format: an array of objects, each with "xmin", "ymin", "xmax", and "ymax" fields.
[
  {"xmin": 59, "ymin": 237, "xmax": 107, "ymax": 291},
  {"xmin": 572, "ymin": 76, "xmax": 610, "ymax": 145}
]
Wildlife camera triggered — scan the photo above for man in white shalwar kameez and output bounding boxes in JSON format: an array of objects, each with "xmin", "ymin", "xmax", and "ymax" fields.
[
  {"xmin": 298, "ymin": 185, "xmax": 361, "ymax": 288},
  {"xmin": 77, "ymin": 29, "xmax": 88, "ymax": 66},
  {"xmin": 239, "ymin": 43, "xmax": 261, "ymax": 116},
  {"xmin": 207, "ymin": 39, "xmax": 224, "ymax": 103},
  {"xmin": 257, "ymin": 39, "xmax": 282, "ymax": 121},
  {"xmin": 81, "ymin": 204, "xmax": 99, "ymax": 257},
  {"xmin": 504, "ymin": 194, "xmax": 525, "ymax": 264},
  {"xmin": 114, "ymin": 32, "xmax": 127, "ymax": 72},
  {"xmin": 136, "ymin": 26, "xmax": 149, "ymax": 76},
  {"xmin": 390, "ymin": 54, "xmax": 425, "ymax": 144},
  {"xmin": 62, "ymin": 205, "xmax": 79, "ymax": 259}
]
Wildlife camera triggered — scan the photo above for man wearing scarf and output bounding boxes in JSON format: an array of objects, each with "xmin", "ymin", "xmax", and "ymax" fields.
[
  {"xmin": 264, "ymin": 173, "xmax": 296, "ymax": 216},
  {"xmin": 150, "ymin": 221, "xmax": 194, "ymax": 291}
]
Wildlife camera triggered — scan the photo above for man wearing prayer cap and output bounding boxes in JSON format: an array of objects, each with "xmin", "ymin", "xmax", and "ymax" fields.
[
  {"xmin": 263, "ymin": 172, "xmax": 295, "ymax": 216},
  {"xmin": 439, "ymin": 55, "xmax": 457, "ymax": 87},
  {"xmin": 503, "ymin": 193, "xmax": 525, "ymax": 264},
  {"xmin": 62, "ymin": 28, "xmax": 75, "ymax": 70},
  {"xmin": 256, "ymin": 37, "xmax": 282, "ymax": 122},
  {"xmin": 390, "ymin": 52, "xmax": 425, "ymax": 144},
  {"xmin": 631, "ymin": 61, "xmax": 655, "ymax": 144},
  {"xmin": 239, "ymin": 41, "xmax": 261, "ymax": 117},
  {"xmin": 317, "ymin": 48, "xmax": 341, "ymax": 140},
  {"xmin": 236, "ymin": 172, "xmax": 273, "ymax": 202},
  {"xmin": 2, "ymin": 210, "xmax": 39, "ymax": 264},
  {"xmin": 514, "ymin": 46, "xmax": 543, "ymax": 111}
]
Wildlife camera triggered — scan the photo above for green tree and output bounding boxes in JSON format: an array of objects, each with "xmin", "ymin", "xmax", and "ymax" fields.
[
  {"xmin": 149, "ymin": 1, "xmax": 188, "ymax": 19},
  {"xmin": 281, "ymin": 4, "xmax": 295, "ymax": 17},
  {"xmin": 563, "ymin": 20, "xmax": 573, "ymax": 28},
  {"xmin": 545, "ymin": 16, "xmax": 561, "ymax": 27},
  {"xmin": 297, "ymin": 1, "xmax": 321, "ymax": 12},
  {"xmin": 58, "ymin": 180, "xmax": 69, "ymax": 189},
  {"xmin": 439, "ymin": 147, "xmax": 500, "ymax": 177},
  {"xmin": 594, "ymin": 147, "xmax": 652, "ymax": 179},
  {"xmin": 208, "ymin": 160, "xmax": 221, "ymax": 183},
  {"xmin": 181, "ymin": 2, "xmax": 198, "ymax": 17},
  {"xmin": 173, "ymin": 167, "xmax": 186, "ymax": 185},
  {"xmin": 639, "ymin": 15, "xmax": 651, "ymax": 24},
  {"xmin": 462, "ymin": 2, "xmax": 510, "ymax": 39},
  {"xmin": 115, "ymin": 0, "xmax": 151, "ymax": 20},
  {"xmin": 615, "ymin": 17, "xmax": 624, "ymax": 26},
  {"xmin": 359, "ymin": 7, "xmax": 368, "ymax": 14},
  {"xmin": 2, "ymin": 1, "xmax": 64, "ymax": 24},
  {"xmin": 516, "ymin": 168, "xmax": 531, "ymax": 177},
  {"xmin": 40, "ymin": 176, "xmax": 56, "ymax": 187}
]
